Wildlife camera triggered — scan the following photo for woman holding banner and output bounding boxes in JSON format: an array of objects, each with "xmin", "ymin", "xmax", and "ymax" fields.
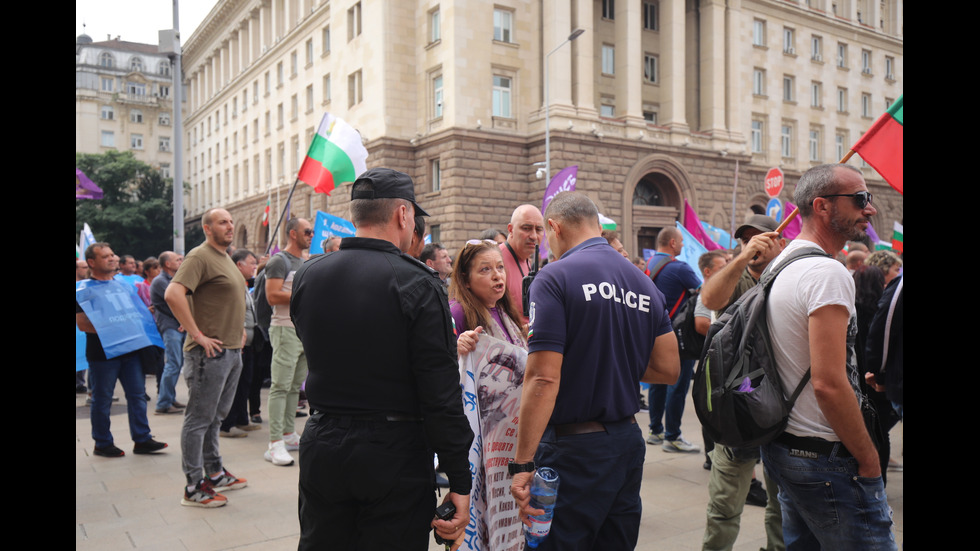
[{"xmin": 449, "ymin": 239, "xmax": 529, "ymax": 551}]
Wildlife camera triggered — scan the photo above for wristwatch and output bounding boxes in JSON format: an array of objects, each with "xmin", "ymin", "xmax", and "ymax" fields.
[{"xmin": 507, "ymin": 460, "xmax": 535, "ymax": 475}]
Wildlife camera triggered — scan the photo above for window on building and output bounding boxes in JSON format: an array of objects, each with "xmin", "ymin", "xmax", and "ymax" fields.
[
  {"xmin": 835, "ymin": 132, "xmax": 846, "ymax": 160},
  {"xmin": 643, "ymin": 2, "xmax": 658, "ymax": 30},
  {"xmin": 254, "ymin": 118, "xmax": 260, "ymax": 141},
  {"xmin": 305, "ymin": 39, "xmax": 314, "ymax": 66},
  {"xmin": 291, "ymin": 94, "xmax": 298, "ymax": 120},
  {"xmin": 753, "ymin": 68, "xmax": 765, "ymax": 96},
  {"xmin": 291, "ymin": 51, "xmax": 298, "ymax": 76},
  {"xmin": 158, "ymin": 85, "xmax": 170, "ymax": 97},
  {"xmin": 811, "ymin": 35, "xmax": 822, "ymax": 61},
  {"xmin": 348, "ymin": 2, "xmax": 362, "ymax": 41},
  {"xmin": 277, "ymin": 61, "xmax": 284, "ymax": 86},
  {"xmin": 862, "ymin": 93, "xmax": 872, "ymax": 117},
  {"xmin": 644, "ymin": 54, "xmax": 658, "ymax": 84},
  {"xmin": 602, "ymin": 0, "xmax": 615, "ymax": 19},
  {"xmin": 809, "ymin": 129, "xmax": 820, "ymax": 161},
  {"xmin": 837, "ymin": 87, "xmax": 847, "ymax": 112},
  {"xmin": 433, "ymin": 74, "xmax": 444, "ymax": 118},
  {"xmin": 837, "ymin": 43, "xmax": 848, "ymax": 68},
  {"xmin": 265, "ymin": 111, "xmax": 271, "ymax": 135},
  {"xmin": 101, "ymin": 106, "xmax": 114, "ymax": 120},
  {"xmin": 348, "ymin": 70, "xmax": 363, "ymax": 107},
  {"xmin": 643, "ymin": 110, "xmax": 658, "ymax": 124},
  {"xmin": 277, "ymin": 103, "xmax": 284, "ymax": 128},
  {"xmin": 232, "ymin": 98, "xmax": 238, "ymax": 118},
  {"xmin": 159, "ymin": 61, "xmax": 171, "ymax": 76},
  {"xmin": 431, "ymin": 159, "xmax": 441, "ymax": 192},
  {"xmin": 127, "ymin": 82, "xmax": 146, "ymax": 96},
  {"xmin": 602, "ymin": 45, "xmax": 615, "ymax": 75},
  {"xmin": 159, "ymin": 136, "xmax": 171, "ymax": 152},
  {"xmin": 101, "ymin": 131, "xmax": 115, "ymax": 148},
  {"xmin": 101, "ymin": 77, "xmax": 114, "ymax": 92},
  {"xmin": 492, "ymin": 75, "xmax": 511, "ymax": 118},
  {"xmin": 130, "ymin": 109, "xmax": 143, "ymax": 123},
  {"xmin": 430, "ymin": 8, "xmax": 441, "ymax": 43},
  {"xmin": 861, "ymin": 49, "xmax": 872, "ymax": 74},
  {"xmin": 600, "ymin": 103, "xmax": 615, "ymax": 117},
  {"xmin": 811, "ymin": 81, "xmax": 822, "ymax": 108},
  {"xmin": 130, "ymin": 57, "xmax": 144, "ymax": 72},
  {"xmin": 780, "ymin": 124, "xmax": 793, "ymax": 158},
  {"xmin": 322, "ymin": 26, "xmax": 331, "ymax": 55},
  {"xmin": 254, "ymin": 80, "xmax": 260, "ymax": 102},
  {"xmin": 752, "ymin": 19, "xmax": 766, "ymax": 46},
  {"xmin": 323, "ymin": 74, "xmax": 331, "ymax": 102},
  {"xmin": 131, "ymin": 134, "xmax": 144, "ymax": 150},
  {"xmin": 751, "ymin": 119, "xmax": 764, "ymax": 153},
  {"xmin": 783, "ymin": 27, "xmax": 795, "ymax": 54},
  {"xmin": 306, "ymin": 85, "xmax": 314, "ymax": 112},
  {"xmin": 160, "ymin": 163, "xmax": 170, "ymax": 179},
  {"xmin": 99, "ymin": 52, "xmax": 114, "ymax": 68},
  {"xmin": 783, "ymin": 75, "xmax": 795, "ymax": 102},
  {"xmin": 494, "ymin": 8, "xmax": 513, "ymax": 42},
  {"xmin": 885, "ymin": 56, "xmax": 894, "ymax": 80}
]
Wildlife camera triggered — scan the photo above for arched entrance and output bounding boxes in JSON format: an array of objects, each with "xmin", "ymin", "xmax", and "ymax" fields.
[{"xmin": 621, "ymin": 155, "xmax": 694, "ymax": 260}]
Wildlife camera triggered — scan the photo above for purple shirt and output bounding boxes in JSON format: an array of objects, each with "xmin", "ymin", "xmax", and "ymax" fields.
[{"xmin": 528, "ymin": 237, "xmax": 673, "ymax": 424}]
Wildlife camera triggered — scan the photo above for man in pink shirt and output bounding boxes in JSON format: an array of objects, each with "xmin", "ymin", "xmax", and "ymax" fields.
[{"xmin": 499, "ymin": 204, "xmax": 544, "ymax": 320}]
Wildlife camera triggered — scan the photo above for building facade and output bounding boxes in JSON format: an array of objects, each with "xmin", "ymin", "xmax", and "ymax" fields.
[
  {"xmin": 181, "ymin": 0, "xmax": 902, "ymax": 255},
  {"xmin": 76, "ymin": 34, "xmax": 178, "ymax": 177}
]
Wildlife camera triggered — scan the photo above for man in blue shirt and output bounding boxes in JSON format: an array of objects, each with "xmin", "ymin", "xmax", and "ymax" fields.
[
  {"xmin": 510, "ymin": 191, "xmax": 679, "ymax": 550},
  {"xmin": 646, "ymin": 226, "xmax": 703, "ymax": 453}
]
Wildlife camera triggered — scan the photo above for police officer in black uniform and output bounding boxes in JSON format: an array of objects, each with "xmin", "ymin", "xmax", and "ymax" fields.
[{"xmin": 291, "ymin": 168, "xmax": 472, "ymax": 550}]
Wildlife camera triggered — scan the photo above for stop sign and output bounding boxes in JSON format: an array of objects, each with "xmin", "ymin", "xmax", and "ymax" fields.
[{"xmin": 764, "ymin": 167, "xmax": 784, "ymax": 198}]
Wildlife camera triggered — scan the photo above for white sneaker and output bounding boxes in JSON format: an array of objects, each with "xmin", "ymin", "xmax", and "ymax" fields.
[
  {"xmin": 282, "ymin": 432, "xmax": 300, "ymax": 451},
  {"xmin": 264, "ymin": 440, "xmax": 295, "ymax": 466},
  {"xmin": 662, "ymin": 438, "xmax": 701, "ymax": 454}
]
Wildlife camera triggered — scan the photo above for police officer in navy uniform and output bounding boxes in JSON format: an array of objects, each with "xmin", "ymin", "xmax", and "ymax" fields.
[
  {"xmin": 291, "ymin": 168, "xmax": 472, "ymax": 550},
  {"xmin": 509, "ymin": 191, "xmax": 680, "ymax": 550}
]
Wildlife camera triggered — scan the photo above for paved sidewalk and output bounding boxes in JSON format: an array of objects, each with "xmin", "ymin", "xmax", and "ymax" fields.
[{"xmin": 76, "ymin": 378, "xmax": 903, "ymax": 550}]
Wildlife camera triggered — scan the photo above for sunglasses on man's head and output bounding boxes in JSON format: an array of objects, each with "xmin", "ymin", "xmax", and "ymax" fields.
[{"xmin": 813, "ymin": 191, "xmax": 873, "ymax": 209}]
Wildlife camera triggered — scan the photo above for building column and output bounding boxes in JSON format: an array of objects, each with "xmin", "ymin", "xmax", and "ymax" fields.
[
  {"xmin": 615, "ymin": 0, "xmax": 643, "ymax": 124},
  {"xmin": 572, "ymin": 0, "xmax": 595, "ymax": 116},
  {"xmin": 699, "ymin": 0, "xmax": 727, "ymax": 136},
  {"xmin": 661, "ymin": 0, "xmax": 688, "ymax": 133},
  {"xmin": 543, "ymin": 0, "xmax": 574, "ymax": 111}
]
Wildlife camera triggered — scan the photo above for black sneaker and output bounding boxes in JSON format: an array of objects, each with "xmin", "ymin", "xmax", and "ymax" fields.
[
  {"xmin": 94, "ymin": 444, "xmax": 125, "ymax": 458},
  {"xmin": 133, "ymin": 439, "xmax": 168, "ymax": 455},
  {"xmin": 745, "ymin": 479, "xmax": 768, "ymax": 507}
]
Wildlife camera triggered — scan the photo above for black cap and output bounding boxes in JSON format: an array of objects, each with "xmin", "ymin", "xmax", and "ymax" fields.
[
  {"xmin": 350, "ymin": 168, "xmax": 429, "ymax": 217},
  {"xmin": 734, "ymin": 214, "xmax": 779, "ymax": 239}
]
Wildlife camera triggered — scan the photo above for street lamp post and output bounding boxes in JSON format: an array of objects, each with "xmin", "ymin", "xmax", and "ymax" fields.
[{"xmin": 544, "ymin": 28, "xmax": 585, "ymax": 182}]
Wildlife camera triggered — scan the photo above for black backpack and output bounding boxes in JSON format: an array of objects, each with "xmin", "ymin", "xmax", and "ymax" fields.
[
  {"xmin": 672, "ymin": 291, "xmax": 706, "ymax": 361},
  {"xmin": 693, "ymin": 247, "xmax": 830, "ymax": 448}
]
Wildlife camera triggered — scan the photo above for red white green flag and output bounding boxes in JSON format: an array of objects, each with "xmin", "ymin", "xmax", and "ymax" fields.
[
  {"xmin": 261, "ymin": 196, "xmax": 270, "ymax": 226},
  {"xmin": 298, "ymin": 113, "xmax": 368, "ymax": 195},
  {"xmin": 852, "ymin": 95, "xmax": 903, "ymax": 194},
  {"xmin": 891, "ymin": 221, "xmax": 903, "ymax": 254}
]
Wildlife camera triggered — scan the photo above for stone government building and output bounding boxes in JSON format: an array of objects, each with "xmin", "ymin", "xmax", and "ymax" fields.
[{"xmin": 181, "ymin": 0, "xmax": 902, "ymax": 255}]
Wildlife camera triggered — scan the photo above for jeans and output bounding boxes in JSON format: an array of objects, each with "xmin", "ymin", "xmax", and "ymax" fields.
[
  {"xmin": 269, "ymin": 325, "xmax": 308, "ymax": 441},
  {"xmin": 649, "ymin": 358, "xmax": 695, "ymax": 440},
  {"xmin": 157, "ymin": 328, "xmax": 185, "ymax": 409},
  {"xmin": 761, "ymin": 440, "xmax": 896, "ymax": 551},
  {"xmin": 88, "ymin": 351, "xmax": 152, "ymax": 448},
  {"xmin": 180, "ymin": 346, "xmax": 242, "ymax": 484}
]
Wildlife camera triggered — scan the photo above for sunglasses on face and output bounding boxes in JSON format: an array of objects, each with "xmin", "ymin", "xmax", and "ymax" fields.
[{"xmin": 813, "ymin": 191, "xmax": 873, "ymax": 209}]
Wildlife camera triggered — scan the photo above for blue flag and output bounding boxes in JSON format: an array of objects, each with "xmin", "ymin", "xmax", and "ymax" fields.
[{"xmin": 76, "ymin": 279, "xmax": 164, "ymax": 358}]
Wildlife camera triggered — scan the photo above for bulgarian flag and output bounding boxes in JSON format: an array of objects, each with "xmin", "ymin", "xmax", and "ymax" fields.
[
  {"xmin": 851, "ymin": 95, "xmax": 903, "ymax": 194},
  {"xmin": 298, "ymin": 113, "xmax": 368, "ymax": 195},
  {"xmin": 261, "ymin": 196, "xmax": 271, "ymax": 226},
  {"xmin": 891, "ymin": 221, "xmax": 903, "ymax": 254}
]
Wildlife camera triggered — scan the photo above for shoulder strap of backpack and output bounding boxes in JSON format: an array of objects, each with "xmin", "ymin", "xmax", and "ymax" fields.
[{"xmin": 648, "ymin": 255, "xmax": 673, "ymax": 282}]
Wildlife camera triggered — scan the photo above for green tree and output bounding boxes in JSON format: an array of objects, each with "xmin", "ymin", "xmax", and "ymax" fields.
[{"xmin": 75, "ymin": 151, "xmax": 176, "ymax": 259}]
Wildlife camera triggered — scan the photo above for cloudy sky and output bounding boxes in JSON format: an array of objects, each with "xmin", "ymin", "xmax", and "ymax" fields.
[{"xmin": 76, "ymin": 0, "xmax": 215, "ymax": 46}]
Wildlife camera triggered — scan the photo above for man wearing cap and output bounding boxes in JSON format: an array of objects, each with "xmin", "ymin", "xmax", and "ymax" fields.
[
  {"xmin": 698, "ymin": 215, "xmax": 786, "ymax": 551},
  {"xmin": 290, "ymin": 168, "xmax": 472, "ymax": 550}
]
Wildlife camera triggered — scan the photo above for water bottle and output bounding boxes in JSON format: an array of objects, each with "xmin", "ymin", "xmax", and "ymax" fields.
[{"xmin": 525, "ymin": 467, "xmax": 560, "ymax": 548}]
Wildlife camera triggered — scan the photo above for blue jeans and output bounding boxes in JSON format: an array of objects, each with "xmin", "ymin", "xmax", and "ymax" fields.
[
  {"xmin": 157, "ymin": 328, "xmax": 185, "ymax": 409},
  {"xmin": 648, "ymin": 358, "xmax": 695, "ymax": 440},
  {"xmin": 88, "ymin": 351, "xmax": 152, "ymax": 448},
  {"xmin": 761, "ymin": 440, "xmax": 896, "ymax": 551}
]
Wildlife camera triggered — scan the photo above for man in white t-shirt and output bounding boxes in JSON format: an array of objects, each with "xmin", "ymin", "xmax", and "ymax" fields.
[{"xmin": 762, "ymin": 163, "xmax": 896, "ymax": 550}]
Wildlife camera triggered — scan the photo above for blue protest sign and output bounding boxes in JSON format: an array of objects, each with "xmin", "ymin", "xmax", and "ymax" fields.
[{"xmin": 76, "ymin": 279, "xmax": 164, "ymax": 358}]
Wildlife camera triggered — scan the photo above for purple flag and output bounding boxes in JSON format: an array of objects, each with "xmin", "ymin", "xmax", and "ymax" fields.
[
  {"xmin": 539, "ymin": 166, "xmax": 577, "ymax": 260},
  {"xmin": 683, "ymin": 200, "xmax": 722, "ymax": 250},
  {"xmin": 75, "ymin": 169, "xmax": 103, "ymax": 200}
]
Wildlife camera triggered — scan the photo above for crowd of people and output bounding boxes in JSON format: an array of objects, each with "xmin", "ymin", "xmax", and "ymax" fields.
[{"xmin": 76, "ymin": 163, "xmax": 902, "ymax": 550}]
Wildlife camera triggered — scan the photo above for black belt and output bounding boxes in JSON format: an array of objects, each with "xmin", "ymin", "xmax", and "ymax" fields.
[
  {"xmin": 774, "ymin": 432, "xmax": 852, "ymax": 458},
  {"xmin": 553, "ymin": 416, "xmax": 636, "ymax": 437},
  {"xmin": 316, "ymin": 411, "xmax": 423, "ymax": 426}
]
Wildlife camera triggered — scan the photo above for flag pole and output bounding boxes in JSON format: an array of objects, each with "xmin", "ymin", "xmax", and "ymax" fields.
[
  {"xmin": 265, "ymin": 177, "xmax": 303, "ymax": 256},
  {"xmin": 775, "ymin": 151, "xmax": 856, "ymax": 235}
]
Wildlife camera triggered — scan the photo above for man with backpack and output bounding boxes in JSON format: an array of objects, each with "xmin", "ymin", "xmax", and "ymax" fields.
[
  {"xmin": 698, "ymin": 216, "xmax": 786, "ymax": 551},
  {"xmin": 646, "ymin": 226, "xmax": 703, "ymax": 453},
  {"xmin": 763, "ymin": 164, "xmax": 895, "ymax": 549}
]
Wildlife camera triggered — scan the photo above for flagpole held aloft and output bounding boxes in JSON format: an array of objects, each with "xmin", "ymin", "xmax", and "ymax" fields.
[{"xmin": 775, "ymin": 148, "xmax": 860, "ymax": 235}]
